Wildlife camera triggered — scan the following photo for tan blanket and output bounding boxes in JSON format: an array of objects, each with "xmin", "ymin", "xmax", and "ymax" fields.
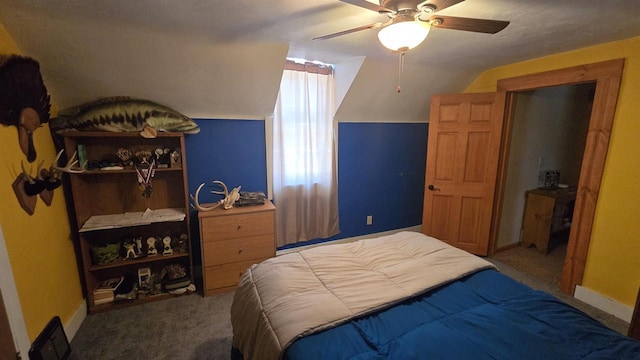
[{"xmin": 230, "ymin": 231, "xmax": 495, "ymax": 360}]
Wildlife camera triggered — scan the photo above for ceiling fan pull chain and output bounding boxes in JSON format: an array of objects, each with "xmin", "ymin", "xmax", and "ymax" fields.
[{"xmin": 397, "ymin": 48, "xmax": 407, "ymax": 93}]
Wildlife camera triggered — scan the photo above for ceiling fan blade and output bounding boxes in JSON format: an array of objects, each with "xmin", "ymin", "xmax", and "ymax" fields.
[
  {"xmin": 424, "ymin": 0, "xmax": 466, "ymax": 12},
  {"xmin": 313, "ymin": 23, "xmax": 383, "ymax": 40},
  {"xmin": 339, "ymin": 0, "xmax": 393, "ymax": 14},
  {"xmin": 429, "ymin": 15, "xmax": 509, "ymax": 34}
]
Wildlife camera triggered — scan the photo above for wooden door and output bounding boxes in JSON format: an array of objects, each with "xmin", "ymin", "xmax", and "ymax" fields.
[
  {"xmin": 422, "ymin": 92, "xmax": 506, "ymax": 255},
  {"xmin": 0, "ymin": 289, "xmax": 17, "ymax": 360}
]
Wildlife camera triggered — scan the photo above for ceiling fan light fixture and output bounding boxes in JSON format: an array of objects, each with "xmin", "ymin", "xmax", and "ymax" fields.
[{"xmin": 377, "ymin": 20, "xmax": 431, "ymax": 51}]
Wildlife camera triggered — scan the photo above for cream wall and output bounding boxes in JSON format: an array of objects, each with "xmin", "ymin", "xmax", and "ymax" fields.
[
  {"xmin": 465, "ymin": 36, "xmax": 640, "ymax": 306},
  {"xmin": 0, "ymin": 23, "xmax": 84, "ymax": 340}
]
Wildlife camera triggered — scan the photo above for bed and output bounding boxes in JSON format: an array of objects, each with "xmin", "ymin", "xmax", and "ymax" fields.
[{"xmin": 230, "ymin": 231, "xmax": 640, "ymax": 360}]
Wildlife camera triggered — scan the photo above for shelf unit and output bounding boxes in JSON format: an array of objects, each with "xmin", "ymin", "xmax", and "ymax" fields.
[{"xmin": 61, "ymin": 131, "xmax": 193, "ymax": 313}]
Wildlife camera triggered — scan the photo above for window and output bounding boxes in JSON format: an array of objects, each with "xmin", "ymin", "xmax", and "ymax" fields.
[{"xmin": 272, "ymin": 59, "xmax": 339, "ymax": 246}]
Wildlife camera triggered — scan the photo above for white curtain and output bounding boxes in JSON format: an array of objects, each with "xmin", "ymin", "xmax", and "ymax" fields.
[{"xmin": 272, "ymin": 64, "xmax": 339, "ymax": 247}]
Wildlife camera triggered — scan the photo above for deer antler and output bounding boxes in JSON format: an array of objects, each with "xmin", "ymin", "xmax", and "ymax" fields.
[
  {"xmin": 52, "ymin": 150, "xmax": 86, "ymax": 176},
  {"xmin": 189, "ymin": 182, "xmax": 223, "ymax": 212},
  {"xmin": 20, "ymin": 160, "xmax": 40, "ymax": 183},
  {"xmin": 210, "ymin": 180, "xmax": 229, "ymax": 197},
  {"xmin": 20, "ymin": 160, "xmax": 47, "ymax": 196}
]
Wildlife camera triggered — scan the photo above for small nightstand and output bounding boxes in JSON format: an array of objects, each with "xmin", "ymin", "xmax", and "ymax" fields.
[
  {"xmin": 198, "ymin": 202, "xmax": 275, "ymax": 296},
  {"xmin": 521, "ymin": 187, "xmax": 576, "ymax": 254}
]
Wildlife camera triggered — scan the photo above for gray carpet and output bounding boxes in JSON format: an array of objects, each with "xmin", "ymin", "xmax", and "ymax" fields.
[
  {"xmin": 69, "ymin": 292, "xmax": 235, "ymax": 360},
  {"xmin": 69, "ymin": 259, "xmax": 630, "ymax": 359}
]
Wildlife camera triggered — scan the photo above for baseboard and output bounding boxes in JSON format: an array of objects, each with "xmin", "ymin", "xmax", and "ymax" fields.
[
  {"xmin": 64, "ymin": 300, "xmax": 87, "ymax": 342},
  {"xmin": 574, "ymin": 285, "xmax": 633, "ymax": 323},
  {"xmin": 276, "ymin": 226, "xmax": 423, "ymax": 256}
]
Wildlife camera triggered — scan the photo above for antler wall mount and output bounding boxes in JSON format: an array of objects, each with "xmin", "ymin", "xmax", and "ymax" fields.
[{"xmin": 12, "ymin": 149, "xmax": 86, "ymax": 215}]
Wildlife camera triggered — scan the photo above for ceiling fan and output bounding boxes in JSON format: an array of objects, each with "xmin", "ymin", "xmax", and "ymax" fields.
[{"xmin": 314, "ymin": 0, "xmax": 510, "ymax": 52}]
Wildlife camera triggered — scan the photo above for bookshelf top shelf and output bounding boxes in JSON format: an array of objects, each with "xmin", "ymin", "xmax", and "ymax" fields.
[
  {"xmin": 61, "ymin": 131, "xmax": 185, "ymax": 139},
  {"xmin": 73, "ymin": 167, "xmax": 182, "ymax": 175},
  {"xmin": 79, "ymin": 208, "xmax": 186, "ymax": 232}
]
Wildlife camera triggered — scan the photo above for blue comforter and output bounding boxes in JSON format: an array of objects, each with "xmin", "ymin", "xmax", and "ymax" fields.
[{"xmin": 284, "ymin": 269, "xmax": 640, "ymax": 359}]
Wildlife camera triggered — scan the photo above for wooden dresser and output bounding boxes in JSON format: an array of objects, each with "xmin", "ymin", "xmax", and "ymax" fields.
[
  {"xmin": 198, "ymin": 202, "xmax": 276, "ymax": 296},
  {"xmin": 521, "ymin": 187, "xmax": 576, "ymax": 254}
]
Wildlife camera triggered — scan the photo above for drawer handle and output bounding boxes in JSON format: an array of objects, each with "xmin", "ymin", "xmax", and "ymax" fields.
[
  {"xmin": 238, "ymin": 249, "xmax": 243, "ymax": 254},
  {"xmin": 237, "ymin": 225, "xmax": 242, "ymax": 230}
]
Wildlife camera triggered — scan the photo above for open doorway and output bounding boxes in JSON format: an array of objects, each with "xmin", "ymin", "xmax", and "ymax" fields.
[
  {"xmin": 492, "ymin": 83, "xmax": 595, "ymax": 288},
  {"xmin": 489, "ymin": 59, "xmax": 624, "ymax": 295}
]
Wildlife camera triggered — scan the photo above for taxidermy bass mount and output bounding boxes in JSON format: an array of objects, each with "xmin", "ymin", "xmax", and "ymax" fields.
[{"xmin": 49, "ymin": 97, "xmax": 200, "ymax": 139}]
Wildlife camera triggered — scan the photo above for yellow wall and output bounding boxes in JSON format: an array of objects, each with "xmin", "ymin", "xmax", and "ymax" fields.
[
  {"xmin": 465, "ymin": 36, "xmax": 640, "ymax": 306},
  {"xmin": 0, "ymin": 23, "xmax": 84, "ymax": 340}
]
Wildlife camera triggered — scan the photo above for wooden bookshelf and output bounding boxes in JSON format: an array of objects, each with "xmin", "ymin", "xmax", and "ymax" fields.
[{"xmin": 61, "ymin": 131, "xmax": 193, "ymax": 313}]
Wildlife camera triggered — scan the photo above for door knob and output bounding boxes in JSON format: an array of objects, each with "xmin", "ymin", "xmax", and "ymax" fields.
[{"xmin": 428, "ymin": 184, "xmax": 441, "ymax": 191}]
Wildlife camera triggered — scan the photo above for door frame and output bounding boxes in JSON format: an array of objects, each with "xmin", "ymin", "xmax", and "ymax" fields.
[
  {"xmin": 490, "ymin": 59, "xmax": 625, "ymax": 295},
  {"xmin": 0, "ymin": 225, "xmax": 30, "ymax": 358}
]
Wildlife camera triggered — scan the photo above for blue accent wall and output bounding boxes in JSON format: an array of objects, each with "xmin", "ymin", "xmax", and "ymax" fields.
[
  {"xmin": 335, "ymin": 122, "xmax": 427, "ymax": 239},
  {"xmin": 184, "ymin": 119, "xmax": 427, "ymax": 260}
]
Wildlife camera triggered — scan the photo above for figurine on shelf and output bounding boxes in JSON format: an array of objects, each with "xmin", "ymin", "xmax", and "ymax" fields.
[
  {"xmin": 146, "ymin": 236, "xmax": 158, "ymax": 256},
  {"xmin": 122, "ymin": 238, "xmax": 138, "ymax": 259},
  {"xmin": 170, "ymin": 148, "xmax": 181, "ymax": 168},
  {"xmin": 135, "ymin": 237, "xmax": 144, "ymax": 257},
  {"xmin": 162, "ymin": 236, "xmax": 173, "ymax": 256},
  {"xmin": 124, "ymin": 242, "xmax": 136, "ymax": 259}
]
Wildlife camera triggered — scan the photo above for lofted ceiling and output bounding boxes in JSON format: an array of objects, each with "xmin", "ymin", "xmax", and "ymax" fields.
[{"xmin": 0, "ymin": 0, "xmax": 639, "ymax": 123}]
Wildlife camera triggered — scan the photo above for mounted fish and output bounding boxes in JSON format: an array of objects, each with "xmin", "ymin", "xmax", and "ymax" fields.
[
  {"xmin": 0, "ymin": 55, "xmax": 51, "ymax": 162},
  {"xmin": 49, "ymin": 97, "xmax": 200, "ymax": 138}
]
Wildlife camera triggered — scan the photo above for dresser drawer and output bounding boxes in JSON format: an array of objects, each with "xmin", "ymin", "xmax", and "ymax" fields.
[
  {"xmin": 201, "ymin": 211, "xmax": 274, "ymax": 241},
  {"xmin": 204, "ymin": 258, "xmax": 269, "ymax": 291},
  {"xmin": 203, "ymin": 234, "xmax": 274, "ymax": 266}
]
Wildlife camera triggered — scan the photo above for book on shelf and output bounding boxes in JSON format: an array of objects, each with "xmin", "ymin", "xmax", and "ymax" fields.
[
  {"xmin": 93, "ymin": 292, "xmax": 115, "ymax": 304},
  {"xmin": 92, "ymin": 276, "xmax": 124, "ymax": 305},
  {"xmin": 94, "ymin": 276, "xmax": 124, "ymax": 294},
  {"xmin": 93, "ymin": 291, "xmax": 115, "ymax": 300}
]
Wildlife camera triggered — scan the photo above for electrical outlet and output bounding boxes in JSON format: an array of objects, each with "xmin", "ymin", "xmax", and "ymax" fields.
[{"xmin": 366, "ymin": 215, "xmax": 373, "ymax": 225}]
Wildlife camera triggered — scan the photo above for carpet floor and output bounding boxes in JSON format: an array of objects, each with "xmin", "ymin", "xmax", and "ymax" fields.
[
  {"xmin": 491, "ymin": 232, "xmax": 568, "ymax": 289},
  {"xmin": 68, "ymin": 249, "xmax": 630, "ymax": 359},
  {"xmin": 69, "ymin": 291, "xmax": 235, "ymax": 360}
]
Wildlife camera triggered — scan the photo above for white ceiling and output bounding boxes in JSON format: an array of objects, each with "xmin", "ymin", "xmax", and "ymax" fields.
[{"xmin": 1, "ymin": 0, "xmax": 639, "ymax": 123}]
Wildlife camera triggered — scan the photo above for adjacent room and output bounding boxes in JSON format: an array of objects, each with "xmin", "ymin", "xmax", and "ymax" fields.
[{"xmin": 1, "ymin": 0, "xmax": 639, "ymax": 359}]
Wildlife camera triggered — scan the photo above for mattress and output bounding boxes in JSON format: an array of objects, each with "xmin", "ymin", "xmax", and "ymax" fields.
[
  {"xmin": 230, "ymin": 231, "xmax": 640, "ymax": 359},
  {"xmin": 284, "ymin": 269, "xmax": 640, "ymax": 359},
  {"xmin": 231, "ymin": 231, "xmax": 494, "ymax": 360}
]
